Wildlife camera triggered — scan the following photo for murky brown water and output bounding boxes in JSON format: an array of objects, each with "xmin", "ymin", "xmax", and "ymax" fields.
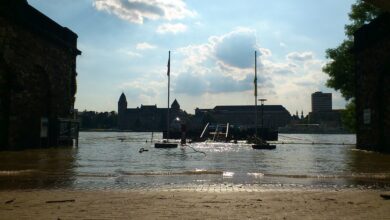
[{"xmin": 0, "ymin": 132, "xmax": 389, "ymax": 190}]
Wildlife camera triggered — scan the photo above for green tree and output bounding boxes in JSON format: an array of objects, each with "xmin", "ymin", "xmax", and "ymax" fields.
[
  {"xmin": 323, "ymin": 0, "xmax": 382, "ymax": 131},
  {"xmin": 323, "ymin": 0, "xmax": 381, "ymax": 100},
  {"xmin": 78, "ymin": 111, "xmax": 118, "ymax": 130},
  {"xmin": 341, "ymin": 101, "xmax": 356, "ymax": 133}
]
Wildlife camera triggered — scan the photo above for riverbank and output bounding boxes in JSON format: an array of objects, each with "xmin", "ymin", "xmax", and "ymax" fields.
[{"xmin": 1, "ymin": 188, "xmax": 389, "ymax": 219}]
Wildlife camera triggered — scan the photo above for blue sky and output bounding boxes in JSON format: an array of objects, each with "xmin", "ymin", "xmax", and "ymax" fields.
[{"xmin": 29, "ymin": 0, "xmax": 355, "ymax": 114}]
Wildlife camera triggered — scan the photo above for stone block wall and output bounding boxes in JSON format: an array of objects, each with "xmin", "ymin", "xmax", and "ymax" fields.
[
  {"xmin": 0, "ymin": 1, "xmax": 80, "ymax": 149},
  {"xmin": 354, "ymin": 13, "xmax": 390, "ymax": 153}
]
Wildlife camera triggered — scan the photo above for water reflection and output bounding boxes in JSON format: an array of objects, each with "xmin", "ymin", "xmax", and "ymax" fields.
[
  {"xmin": 343, "ymin": 148, "xmax": 390, "ymax": 187},
  {"xmin": 0, "ymin": 147, "xmax": 77, "ymax": 189},
  {"xmin": 0, "ymin": 132, "xmax": 389, "ymax": 190}
]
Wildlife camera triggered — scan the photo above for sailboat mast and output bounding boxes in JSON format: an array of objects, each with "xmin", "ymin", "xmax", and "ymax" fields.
[
  {"xmin": 167, "ymin": 51, "xmax": 171, "ymax": 140},
  {"xmin": 255, "ymin": 51, "xmax": 258, "ymax": 138}
]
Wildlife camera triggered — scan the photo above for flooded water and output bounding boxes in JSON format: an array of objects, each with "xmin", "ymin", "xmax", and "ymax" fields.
[{"xmin": 1, "ymin": 132, "xmax": 390, "ymax": 190}]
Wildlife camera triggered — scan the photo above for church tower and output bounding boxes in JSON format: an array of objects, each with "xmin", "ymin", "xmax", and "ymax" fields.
[
  {"xmin": 118, "ymin": 93, "xmax": 127, "ymax": 130},
  {"xmin": 171, "ymin": 99, "xmax": 180, "ymax": 111}
]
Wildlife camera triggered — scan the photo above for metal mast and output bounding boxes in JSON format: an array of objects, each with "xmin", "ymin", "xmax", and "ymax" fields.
[
  {"xmin": 254, "ymin": 51, "xmax": 258, "ymax": 138},
  {"xmin": 167, "ymin": 51, "xmax": 171, "ymax": 140}
]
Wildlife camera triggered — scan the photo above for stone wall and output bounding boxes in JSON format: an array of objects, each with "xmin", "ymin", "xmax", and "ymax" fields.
[
  {"xmin": 0, "ymin": 1, "xmax": 80, "ymax": 149},
  {"xmin": 354, "ymin": 13, "xmax": 390, "ymax": 153}
]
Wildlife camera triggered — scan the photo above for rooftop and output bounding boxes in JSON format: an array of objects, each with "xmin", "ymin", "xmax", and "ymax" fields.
[{"xmin": 214, "ymin": 105, "xmax": 289, "ymax": 112}]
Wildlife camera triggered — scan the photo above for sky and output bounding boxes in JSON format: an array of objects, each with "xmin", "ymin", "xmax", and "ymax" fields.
[{"xmin": 29, "ymin": 0, "xmax": 355, "ymax": 115}]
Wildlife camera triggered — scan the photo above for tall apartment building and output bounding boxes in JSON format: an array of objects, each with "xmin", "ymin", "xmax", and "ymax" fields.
[{"xmin": 311, "ymin": 92, "xmax": 332, "ymax": 112}]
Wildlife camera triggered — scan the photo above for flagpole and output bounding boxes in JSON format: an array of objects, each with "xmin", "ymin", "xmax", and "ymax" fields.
[
  {"xmin": 167, "ymin": 51, "xmax": 170, "ymax": 140},
  {"xmin": 255, "ymin": 51, "xmax": 258, "ymax": 138}
]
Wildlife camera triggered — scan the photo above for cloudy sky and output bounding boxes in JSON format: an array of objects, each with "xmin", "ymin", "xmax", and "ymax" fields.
[{"xmin": 29, "ymin": 0, "xmax": 354, "ymax": 115}]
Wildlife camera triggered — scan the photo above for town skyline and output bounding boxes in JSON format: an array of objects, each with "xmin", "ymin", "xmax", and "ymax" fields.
[{"xmin": 29, "ymin": 0, "xmax": 355, "ymax": 114}]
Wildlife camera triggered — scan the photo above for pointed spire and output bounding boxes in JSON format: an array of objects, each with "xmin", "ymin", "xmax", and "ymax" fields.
[
  {"xmin": 171, "ymin": 99, "xmax": 180, "ymax": 110},
  {"xmin": 119, "ymin": 92, "xmax": 127, "ymax": 103}
]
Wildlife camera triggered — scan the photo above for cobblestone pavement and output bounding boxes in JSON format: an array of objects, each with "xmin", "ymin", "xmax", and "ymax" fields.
[{"xmin": 1, "ymin": 185, "xmax": 389, "ymax": 220}]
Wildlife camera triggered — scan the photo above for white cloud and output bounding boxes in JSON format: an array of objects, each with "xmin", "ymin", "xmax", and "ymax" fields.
[
  {"xmin": 93, "ymin": 0, "xmax": 195, "ymax": 24},
  {"xmin": 172, "ymin": 28, "xmax": 338, "ymax": 113},
  {"xmin": 211, "ymin": 28, "xmax": 260, "ymax": 69},
  {"xmin": 177, "ymin": 44, "xmax": 212, "ymax": 68},
  {"xmin": 170, "ymin": 28, "xmax": 275, "ymax": 95},
  {"xmin": 262, "ymin": 61, "xmax": 296, "ymax": 75},
  {"xmin": 156, "ymin": 23, "xmax": 187, "ymax": 34},
  {"xmin": 176, "ymin": 28, "xmax": 269, "ymax": 81},
  {"xmin": 115, "ymin": 28, "xmax": 346, "ymax": 113},
  {"xmin": 120, "ymin": 79, "xmax": 165, "ymax": 106},
  {"xmin": 174, "ymin": 71, "xmax": 271, "ymax": 96},
  {"xmin": 263, "ymin": 54, "xmax": 346, "ymax": 114},
  {"xmin": 286, "ymin": 51, "xmax": 314, "ymax": 62},
  {"xmin": 119, "ymin": 49, "xmax": 142, "ymax": 58},
  {"xmin": 259, "ymin": 48, "xmax": 272, "ymax": 57},
  {"xmin": 136, "ymin": 42, "xmax": 157, "ymax": 50}
]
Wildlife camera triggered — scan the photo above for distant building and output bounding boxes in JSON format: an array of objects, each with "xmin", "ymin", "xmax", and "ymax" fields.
[
  {"xmin": 0, "ymin": 0, "xmax": 81, "ymax": 149},
  {"xmin": 311, "ymin": 91, "xmax": 332, "ymax": 112},
  {"xmin": 194, "ymin": 105, "xmax": 291, "ymax": 129},
  {"xmin": 354, "ymin": 13, "xmax": 390, "ymax": 153},
  {"xmin": 117, "ymin": 93, "xmax": 187, "ymax": 131},
  {"xmin": 308, "ymin": 92, "xmax": 347, "ymax": 132},
  {"xmin": 307, "ymin": 109, "xmax": 345, "ymax": 129},
  {"xmin": 280, "ymin": 92, "xmax": 349, "ymax": 134}
]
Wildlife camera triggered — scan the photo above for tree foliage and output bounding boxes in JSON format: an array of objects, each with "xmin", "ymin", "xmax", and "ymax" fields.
[
  {"xmin": 341, "ymin": 100, "xmax": 356, "ymax": 133},
  {"xmin": 345, "ymin": 1, "xmax": 383, "ymax": 37},
  {"xmin": 78, "ymin": 111, "xmax": 118, "ymax": 130},
  {"xmin": 323, "ymin": 0, "xmax": 382, "ymax": 100},
  {"xmin": 323, "ymin": 40, "xmax": 355, "ymax": 100}
]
